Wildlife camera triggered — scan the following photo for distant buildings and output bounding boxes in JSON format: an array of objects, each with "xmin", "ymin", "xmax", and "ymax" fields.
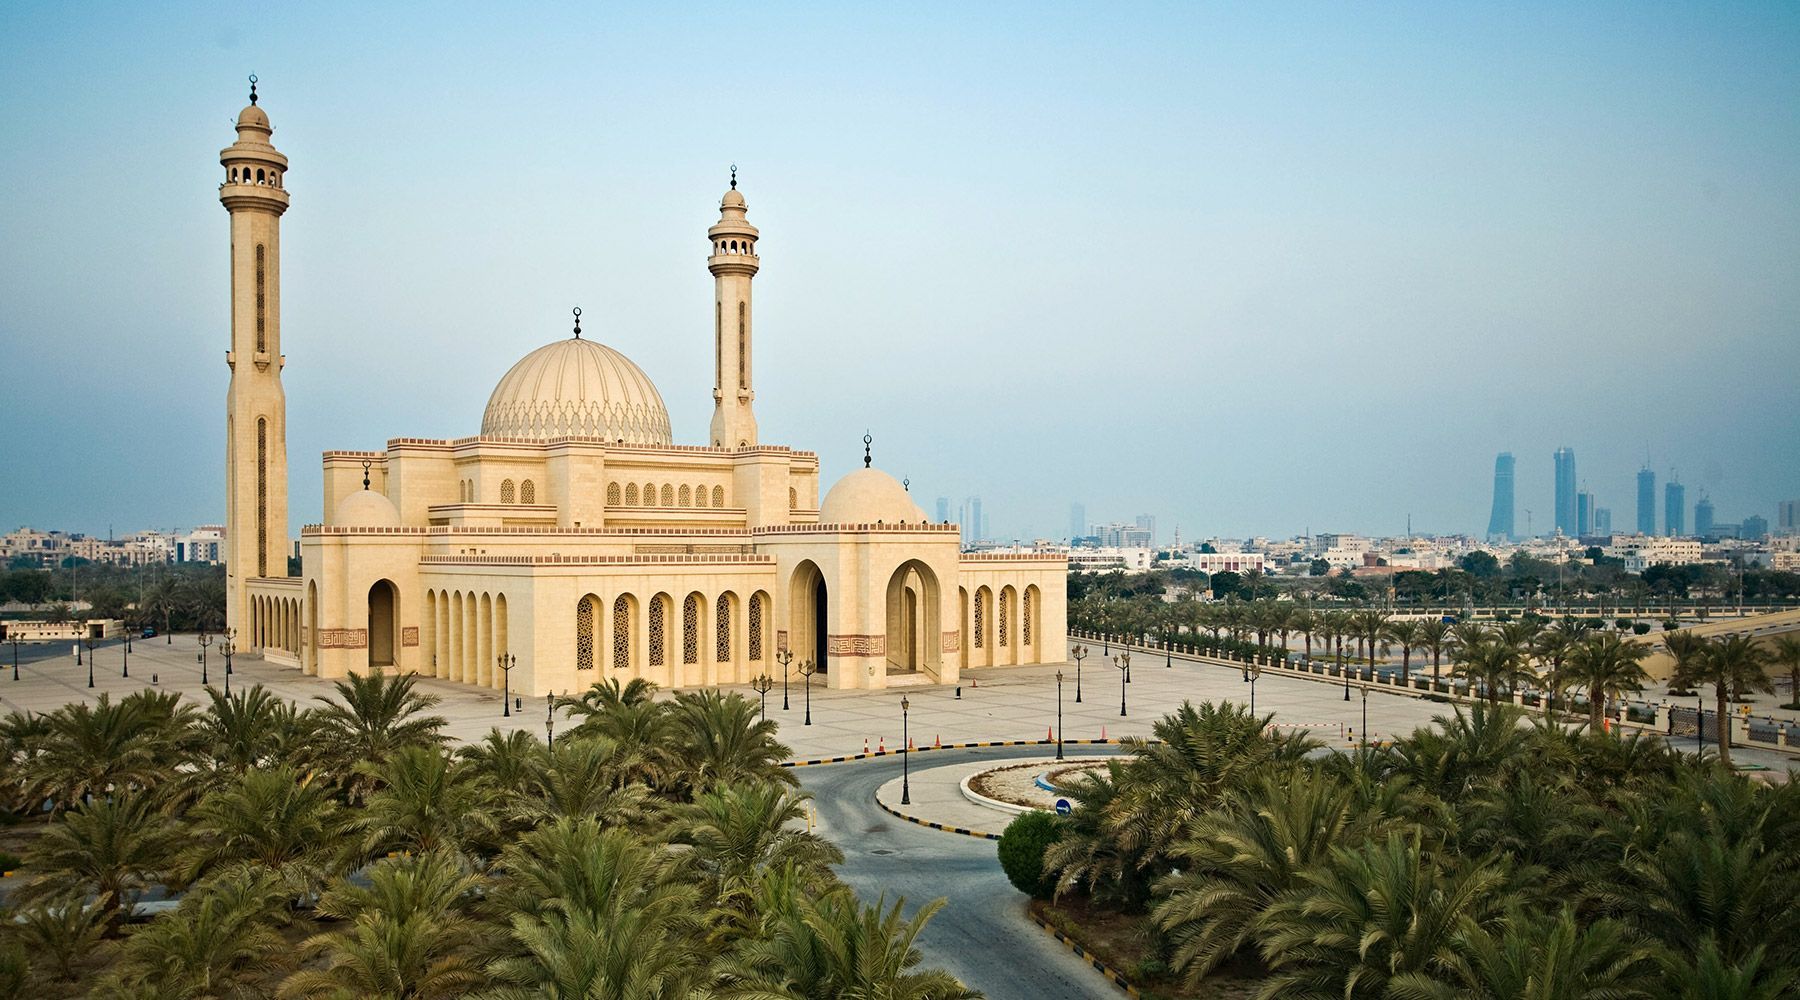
[
  {"xmin": 1553, "ymin": 447, "xmax": 1578, "ymax": 537},
  {"xmin": 1134, "ymin": 514, "xmax": 1157, "ymax": 548},
  {"xmin": 0, "ymin": 527, "xmax": 203, "ymax": 567},
  {"xmin": 1593, "ymin": 507, "xmax": 1612, "ymax": 535},
  {"xmin": 1743, "ymin": 515, "xmax": 1769, "ymax": 540},
  {"xmin": 1637, "ymin": 467, "xmax": 1657, "ymax": 535},
  {"xmin": 1780, "ymin": 500, "xmax": 1798, "ymax": 535},
  {"xmin": 1695, "ymin": 494, "xmax": 1714, "ymax": 537},
  {"xmin": 1486, "ymin": 452, "xmax": 1515, "ymax": 540},
  {"xmin": 1665, "ymin": 477, "xmax": 1686, "ymax": 537},
  {"xmin": 1068, "ymin": 503, "xmax": 1085, "ymax": 540},
  {"xmin": 1092, "ymin": 521, "xmax": 1153, "ymax": 548},
  {"xmin": 1577, "ymin": 489, "xmax": 1596, "ymax": 537}
]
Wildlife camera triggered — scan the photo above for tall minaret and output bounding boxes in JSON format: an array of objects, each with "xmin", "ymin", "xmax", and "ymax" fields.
[
  {"xmin": 219, "ymin": 77, "xmax": 291, "ymax": 636},
  {"xmin": 707, "ymin": 167, "xmax": 759, "ymax": 449}
]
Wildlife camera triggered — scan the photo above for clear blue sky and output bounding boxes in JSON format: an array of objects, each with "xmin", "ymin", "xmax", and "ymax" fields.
[{"xmin": 2, "ymin": 2, "xmax": 1796, "ymax": 542}]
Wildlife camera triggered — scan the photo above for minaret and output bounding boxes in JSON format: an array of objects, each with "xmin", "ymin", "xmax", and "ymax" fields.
[
  {"xmin": 707, "ymin": 167, "xmax": 759, "ymax": 449},
  {"xmin": 219, "ymin": 76, "xmax": 291, "ymax": 637}
]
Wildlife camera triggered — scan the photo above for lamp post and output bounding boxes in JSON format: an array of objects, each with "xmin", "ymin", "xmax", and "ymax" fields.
[
  {"xmin": 751, "ymin": 673, "xmax": 774, "ymax": 720},
  {"xmin": 1343, "ymin": 651, "xmax": 1352, "ymax": 701},
  {"xmin": 498, "ymin": 653, "xmax": 516, "ymax": 717},
  {"xmin": 1360, "ymin": 683, "xmax": 1369, "ymax": 749},
  {"xmin": 1070, "ymin": 644, "xmax": 1086, "ymax": 703},
  {"xmin": 798, "ymin": 658, "xmax": 818, "ymax": 726},
  {"xmin": 83, "ymin": 635, "xmax": 97, "ymax": 688},
  {"xmin": 546, "ymin": 693, "xmax": 556, "ymax": 747},
  {"xmin": 776, "ymin": 647, "xmax": 793, "ymax": 710},
  {"xmin": 221, "ymin": 628, "xmax": 235, "ymax": 697},
  {"xmin": 198, "ymin": 630, "xmax": 213, "ymax": 685},
  {"xmin": 900, "ymin": 694, "xmax": 912, "ymax": 805},
  {"xmin": 121, "ymin": 630, "xmax": 131, "ymax": 680},
  {"xmin": 1249, "ymin": 662, "xmax": 1261, "ymax": 716},
  {"xmin": 9, "ymin": 635, "xmax": 20, "ymax": 681},
  {"xmin": 1114, "ymin": 651, "xmax": 1130, "ymax": 717},
  {"xmin": 1055, "ymin": 670, "xmax": 1065, "ymax": 761}
]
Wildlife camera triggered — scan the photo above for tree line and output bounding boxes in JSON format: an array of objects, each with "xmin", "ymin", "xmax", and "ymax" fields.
[
  {"xmin": 0, "ymin": 673, "xmax": 977, "ymax": 999},
  {"xmin": 0, "ymin": 565, "xmax": 225, "ymax": 634}
]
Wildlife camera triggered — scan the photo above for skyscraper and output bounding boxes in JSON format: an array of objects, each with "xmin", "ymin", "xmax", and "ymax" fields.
[
  {"xmin": 1594, "ymin": 507, "xmax": 1612, "ymax": 535},
  {"xmin": 1665, "ymin": 476, "xmax": 1685, "ymax": 537},
  {"xmin": 1577, "ymin": 490, "xmax": 1594, "ymax": 537},
  {"xmin": 1553, "ymin": 448, "xmax": 1577, "ymax": 537},
  {"xmin": 961, "ymin": 497, "xmax": 983, "ymax": 546},
  {"xmin": 1637, "ymin": 467, "xmax": 1657, "ymax": 535},
  {"xmin": 1779, "ymin": 500, "xmax": 1798, "ymax": 535},
  {"xmin": 1486, "ymin": 452, "xmax": 1515, "ymax": 540},
  {"xmin": 1069, "ymin": 503, "xmax": 1086, "ymax": 540},
  {"xmin": 1134, "ymin": 514, "xmax": 1157, "ymax": 548},
  {"xmin": 1694, "ymin": 494, "xmax": 1714, "ymax": 537}
]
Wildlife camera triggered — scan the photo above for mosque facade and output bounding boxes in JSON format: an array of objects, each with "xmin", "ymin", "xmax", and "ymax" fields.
[{"xmin": 224, "ymin": 88, "xmax": 1066, "ymax": 696}]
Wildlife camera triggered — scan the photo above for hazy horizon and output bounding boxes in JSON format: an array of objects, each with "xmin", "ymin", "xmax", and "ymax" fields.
[{"xmin": 3, "ymin": 3, "xmax": 1797, "ymax": 543}]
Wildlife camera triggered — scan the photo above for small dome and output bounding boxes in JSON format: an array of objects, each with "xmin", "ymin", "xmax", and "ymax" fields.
[
  {"xmin": 482, "ymin": 337, "xmax": 672, "ymax": 445},
  {"xmin": 721, "ymin": 187, "xmax": 746, "ymax": 209},
  {"xmin": 819, "ymin": 468, "xmax": 927, "ymax": 524},
  {"xmin": 335, "ymin": 489, "xmax": 400, "ymax": 528},
  {"xmin": 236, "ymin": 104, "xmax": 270, "ymax": 130}
]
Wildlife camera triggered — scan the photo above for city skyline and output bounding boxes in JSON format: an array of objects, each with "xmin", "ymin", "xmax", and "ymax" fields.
[{"xmin": 2, "ymin": 5, "xmax": 1798, "ymax": 543}]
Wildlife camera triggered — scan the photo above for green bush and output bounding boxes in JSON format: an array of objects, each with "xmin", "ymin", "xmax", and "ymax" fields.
[
  {"xmin": 998, "ymin": 810, "xmax": 1061, "ymax": 899},
  {"xmin": 1633, "ymin": 622, "xmax": 1652, "ymax": 635},
  {"xmin": 0, "ymin": 852, "xmax": 21, "ymax": 873}
]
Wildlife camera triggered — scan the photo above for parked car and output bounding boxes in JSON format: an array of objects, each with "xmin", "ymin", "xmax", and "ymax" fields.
[{"xmin": 141, "ymin": 626, "xmax": 158, "ymax": 639}]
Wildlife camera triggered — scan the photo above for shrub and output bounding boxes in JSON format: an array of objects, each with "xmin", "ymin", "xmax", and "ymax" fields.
[
  {"xmin": 1633, "ymin": 622, "xmax": 1651, "ymax": 635},
  {"xmin": 998, "ymin": 810, "xmax": 1061, "ymax": 899},
  {"xmin": 0, "ymin": 852, "xmax": 20, "ymax": 873}
]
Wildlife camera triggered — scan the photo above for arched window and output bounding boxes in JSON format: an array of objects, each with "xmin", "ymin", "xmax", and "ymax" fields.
[
  {"xmin": 716, "ymin": 594, "xmax": 732, "ymax": 663},
  {"xmin": 973, "ymin": 590, "xmax": 985, "ymax": 649},
  {"xmin": 254, "ymin": 244, "xmax": 267, "ymax": 353},
  {"xmin": 613, "ymin": 596, "xmax": 631, "ymax": 672},
  {"xmin": 789, "ymin": 487, "xmax": 798, "ymax": 510},
  {"xmin": 999, "ymin": 589, "xmax": 1011, "ymax": 647},
  {"xmin": 520, "ymin": 480, "xmax": 536, "ymax": 504},
  {"xmin": 256, "ymin": 168, "xmax": 265, "ymax": 183},
  {"xmin": 660, "ymin": 484, "xmax": 674, "ymax": 507},
  {"xmin": 649, "ymin": 597, "xmax": 666, "ymax": 666},
  {"xmin": 711, "ymin": 485, "xmax": 725, "ymax": 507},
  {"xmin": 256, "ymin": 418, "xmax": 268, "ymax": 577},
  {"xmin": 683, "ymin": 595, "xmax": 700, "ymax": 664},
  {"xmin": 679, "ymin": 485, "xmax": 692, "ymax": 507},
  {"xmin": 625, "ymin": 483, "xmax": 639, "ymax": 505},
  {"xmin": 695, "ymin": 484, "xmax": 710, "ymax": 507},
  {"xmin": 575, "ymin": 597, "xmax": 596, "ymax": 671},
  {"xmin": 748, "ymin": 593, "xmax": 765, "ymax": 661},
  {"xmin": 607, "ymin": 482, "xmax": 621, "ymax": 506},
  {"xmin": 500, "ymin": 479, "xmax": 516, "ymax": 504},
  {"xmin": 1022, "ymin": 588, "xmax": 1034, "ymax": 645},
  {"xmin": 641, "ymin": 483, "xmax": 655, "ymax": 506}
]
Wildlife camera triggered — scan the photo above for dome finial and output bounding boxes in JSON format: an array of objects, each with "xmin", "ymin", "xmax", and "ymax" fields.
[
  {"xmin": 572, "ymin": 306, "xmax": 582, "ymax": 340},
  {"xmin": 248, "ymin": 73, "xmax": 258, "ymax": 105},
  {"xmin": 730, "ymin": 163, "xmax": 738, "ymax": 190},
  {"xmin": 863, "ymin": 432, "xmax": 872, "ymax": 469},
  {"xmin": 361, "ymin": 459, "xmax": 371, "ymax": 491}
]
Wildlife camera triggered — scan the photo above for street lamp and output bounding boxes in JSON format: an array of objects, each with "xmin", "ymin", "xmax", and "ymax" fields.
[
  {"xmin": 83, "ymin": 635, "xmax": 97, "ymax": 688},
  {"xmin": 1114, "ymin": 651, "xmax": 1130, "ymax": 717},
  {"xmin": 546, "ymin": 693, "xmax": 556, "ymax": 747},
  {"xmin": 122, "ymin": 630, "xmax": 131, "ymax": 679},
  {"xmin": 221, "ymin": 628, "xmax": 235, "ymax": 697},
  {"xmin": 799, "ymin": 658, "xmax": 819, "ymax": 726},
  {"xmin": 497, "ymin": 653, "xmax": 516, "ymax": 717},
  {"xmin": 1070, "ymin": 644, "xmax": 1086, "ymax": 703},
  {"xmin": 1343, "ymin": 651, "xmax": 1352, "ymax": 701},
  {"xmin": 1360, "ymin": 683, "xmax": 1369, "ymax": 749},
  {"xmin": 8, "ymin": 634, "xmax": 20, "ymax": 681},
  {"xmin": 1248, "ymin": 662, "xmax": 1261, "ymax": 716},
  {"xmin": 198, "ymin": 630, "xmax": 213, "ymax": 685},
  {"xmin": 750, "ymin": 672, "xmax": 774, "ymax": 720},
  {"xmin": 1055, "ymin": 670, "xmax": 1065, "ymax": 760},
  {"xmin": 776, "ymin": 647, "xmax": 793, "ymax": 710},
  {"xmin": 900, "ymin": 694, "xmax": 912, "ymax": 805}
]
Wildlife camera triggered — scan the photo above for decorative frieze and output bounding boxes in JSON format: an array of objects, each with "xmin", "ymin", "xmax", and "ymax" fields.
[
  {"xmin": 827, "ymin": 633, "xmax": 886, "ymax": 657},
  {"xmin": 401, "ymin": 626, "xmax": 419, "ymax": 647},
  {"xmin": 317, "ymin": 628, "xmax": 367, "ymax": 649},
  {"xmin": 941, "ymin": 630, "xmax": 961, "ymax": 653}
]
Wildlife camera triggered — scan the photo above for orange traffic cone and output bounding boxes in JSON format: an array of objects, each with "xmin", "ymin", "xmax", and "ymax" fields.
[
  {"xmin": 908, "ymin": 737, "xmax": 915, "ymax": 751},
  {"xmin": 971, "ymin": 678, "xmax": 978, "ymax": 688},
  {"xmin": 878, "ymin": 736, "xmax": 886, "ymax": 753},
  {"xmin": 863, "ymin": 737, "xmax": 869, "ymax": 754},
  {"xmin": 1100, "ymin": 725, "xmax": 1107, "ymax": 741},
  {"xmin": 934, "ymin": 734, "xmax": 941, "ymax": 748},
  {"xmin": 1046, "ymin": 726, "xmax": 1054, "ymax": 741}
]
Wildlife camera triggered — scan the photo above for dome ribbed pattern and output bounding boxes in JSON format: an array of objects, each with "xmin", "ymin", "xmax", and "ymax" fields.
[{"xmin": 482, "ymin": 338, "xmax": 672, "ymax": 445}]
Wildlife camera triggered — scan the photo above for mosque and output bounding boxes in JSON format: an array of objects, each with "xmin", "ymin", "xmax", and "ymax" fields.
[{"xmin": 220, "ymin": 84, "xmax": 1066, "ymax": 696}]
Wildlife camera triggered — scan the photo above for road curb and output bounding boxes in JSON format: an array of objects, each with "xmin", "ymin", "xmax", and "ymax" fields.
[
  {"xmin": 782, "ymin": 737, "xmax": 1134, "ymax": 768},
  {"xmin": 875, "ymin": 798, "xmax": 1002, "ymax": 840},
  {"xmin": 1026, "ymin": 907, "xmax": 1141, "ymax": 997}
]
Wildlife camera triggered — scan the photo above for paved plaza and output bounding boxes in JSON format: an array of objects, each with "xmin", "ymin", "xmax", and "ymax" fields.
[{"xmin": 4, "ymin": 632, "xmax": 1797, "ymax": 772}]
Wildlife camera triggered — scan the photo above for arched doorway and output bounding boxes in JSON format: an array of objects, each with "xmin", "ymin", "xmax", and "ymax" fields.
[
  {"xmin": 305, "ymin": 580, "xmax": 319, "ymax": 675},
  {"xmin": 368, "ymin": 580, "xmax": 399, "ymax": 670},
  {"xmin": 884, "ymin": 560, "xmax": 941, "ymax": 678},
  {"xmin": 789, "ymin": 560, "xmax": 828, "ymax": 676}
]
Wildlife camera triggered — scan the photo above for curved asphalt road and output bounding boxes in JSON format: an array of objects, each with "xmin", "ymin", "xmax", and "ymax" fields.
[{"xmin": 796, "ymin": 745, "xmax": 1127, "ymax": 1000}]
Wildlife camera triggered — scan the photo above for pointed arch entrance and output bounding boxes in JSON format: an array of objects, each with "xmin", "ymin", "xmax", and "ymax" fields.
[
  {"xmin": 789, "ymin": 560, "xmax": 828, "ymax": 675},
  {"xmin": 367, "ymin": 579, "xmax": 399, "ymax": 670},
  {"xmin": 884, "ymin": 559, "xmax": 941, "ymax": 678}
]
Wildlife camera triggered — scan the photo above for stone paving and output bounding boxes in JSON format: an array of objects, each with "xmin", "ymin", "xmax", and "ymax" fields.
[{"xmin": 2, "ymin": 633, "xmax": 1795, "ymax": 772}]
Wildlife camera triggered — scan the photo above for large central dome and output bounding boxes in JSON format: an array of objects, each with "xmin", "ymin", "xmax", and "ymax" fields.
[{"xmin": 482, "ymin": 337, "xmax": 673, "ymax": 445}]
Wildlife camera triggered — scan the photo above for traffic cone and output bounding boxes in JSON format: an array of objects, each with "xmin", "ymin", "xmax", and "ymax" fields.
[
  {"xmin": 878, "ymin": 736, "xmax": 886, "ymax": 753},
  {"xmin": 971, "ymin": 678, "xmax": 978, "ymax": 688},
  {"xmin": 934, "ymin": 734, "xmax": 941, "ymax": 748},
  {"xmin": 1100, "ymin": 725, "xmax": 1107, "ymax": 741},
  {"xmin": 1046, "ymin": 726, "xmax": 1054, "ymax": 741},
  {"xmin": 908, "ymin": 737, "xmax": 915, "ymax": 751},
  {"xmin": 863, "ymin": 737, "xmax": 869, "ymax": 754}
]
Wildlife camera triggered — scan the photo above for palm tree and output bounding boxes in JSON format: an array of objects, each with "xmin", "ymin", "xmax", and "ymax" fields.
[
  {"xmin": 10, "ymin": 894, "xmax": 110, "ymax": 981},
  {"xmin": 1531, "ymin": 618, "xmax": 1586, "ymax": 716},
  {"xmin": 282, "ymin": 850, "xmax": 487, "ymax": 1000},
  {"xmin": 1673, "ymin": 636, "xmax": 1773, "ymax": 770},
  {"xmin": 178, "ymin": 765, "xmax": 351, "ymax": 898},
  {"xmin": 1770, "ymin": 635, "xmax": 1800, "ymax": 709},
  {"xmin": 1564, "ymin": 632, "xmax": 1651, "ymax": 730},
  {"xmin": 668, "ymin": 689, "xmax": 795, "ymax": 795},
  {"xmin": 313, "ymin": 670, "xmax": 448, "ymax": 800},
  {"xmin": 515, "ymin": 736, "xmax": 655, "ymax": 828},
  {"xmin": 1386, "ymin": 904, "xmax": 1656, "ymax": 1000},
  {"xmin": 1254, "ymin": 833, "xmax": 1507, "ymax": 1000},
  {"xmin": 1290, "ymin": 606, "xmax": 1317, "ymax": 661},
  {"xmin": 15, "ymin": 693, "xmax": 188, "ymax": 815},
  {"xmin": 357, "ymin": 744, "xmax": 501, "ymax": 858},
  {"xmin": 1153, "ymin": 770, "xmax": 1360, "ymax": 987},
  {"xmin": 719, "ymin": 889, "xmax": 980, "ymax": 1000},
  {"xmin": 1351, "ymin": 607, "xmax": 1392, "ymax": 675},
  {"xmin": 18, "ymin": 793, "xmax": 181, "ymax": 931},
  {"xmin": 102, "ymin": 866, "xmax": 292, "ymax": 998},
  {"xmin": 199, "ymin": 683, "xmax": 298, "ymax": 778},
  {"xmin": 676, "ymin": 784, "xmax": 842, "ymax": 938},
  {"xmin": 1415, "ymin": 619, "xmax": 1451, "ymax": 688},
  {"xmin": 1384, "ymin": 620, "xmax": 1421, "ymax": 684},
  {"xmin": 457, "ymin": 727, "xmax": 546, "ymax": 798}
]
